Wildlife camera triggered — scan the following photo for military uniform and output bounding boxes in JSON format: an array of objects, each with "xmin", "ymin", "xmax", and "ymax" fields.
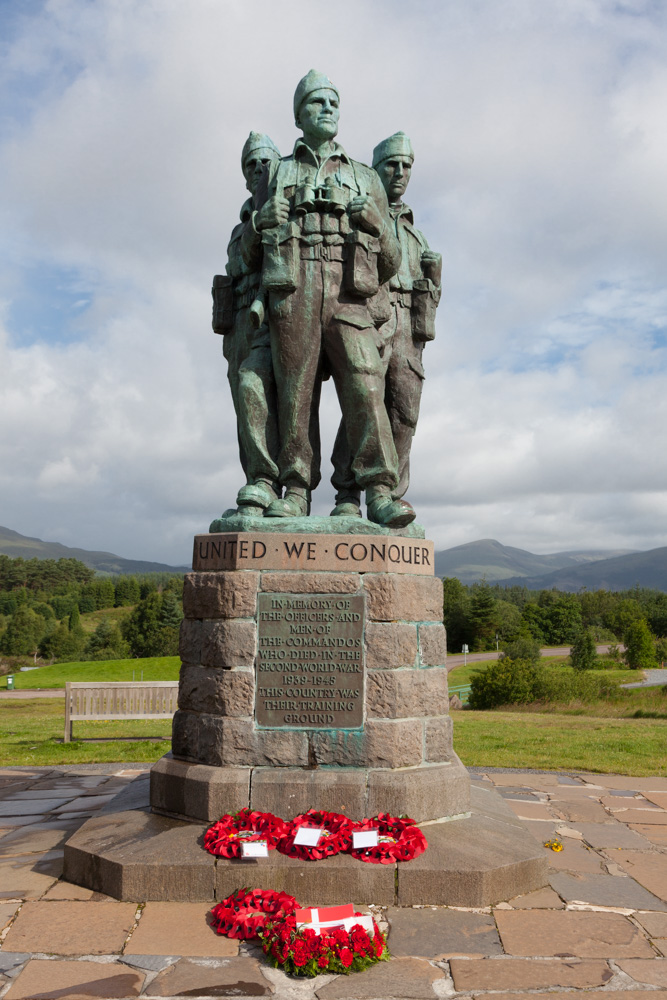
[{"xmin": 254, "ymin": 139, "xmax": 401, "ymax": 496}]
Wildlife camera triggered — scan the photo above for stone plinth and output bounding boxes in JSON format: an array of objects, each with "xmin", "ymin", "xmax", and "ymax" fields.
[{"xmin": 152, "ymin": 530, "xmax": 468, "ymax": 823}]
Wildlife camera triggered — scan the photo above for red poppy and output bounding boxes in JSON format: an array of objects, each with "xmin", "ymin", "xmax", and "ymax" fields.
[
  {"xmin": 204, "ymin": 809, "xmax": 289, "ymax": 859},
  {"xmin": 339, "ymin": 947, "xmax": 354, "ymax": 968},
  {"xmin": 210, "ymin": 888, "xmax": 298, "ymax": 940},
  {"xmin": 277, "ymin": 809, "xmax": 353, "ymax": 861},
  {"xmin": 349, "ymin": 813, "xmax": 427, "ymax": 864}
]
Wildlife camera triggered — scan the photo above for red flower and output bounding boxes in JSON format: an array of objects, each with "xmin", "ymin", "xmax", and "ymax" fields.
[
  {"xmin": 210, "ymin": 888, "xmax": 298, "ymax": 940},
  {"xmin": 339, "ymin": 947, "xmax": 354, "ymax": 968},
  {"xmin": 318, "ymin": 953, "xmax": 329, "ymax": 969},
  {"xmin": 349, "ymin": 814, "xmax": 427, "ymax": 864},
  {"xmin": 293, "ymin": 940, "xmax": 309, "ymax": 967},
  {"xmin": 277, "ymin": 809, "xmax": 353, "ymax": 861},
  {"xmin": 204, "ymin": 809, "xmax": 289, "ymax": 859}
]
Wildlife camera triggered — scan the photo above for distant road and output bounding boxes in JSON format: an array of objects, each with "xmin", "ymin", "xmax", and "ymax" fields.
[
  {"xmin": 446, "ymin": 644, "xmax": 617, "ymax": 670},
  {"xmin": 0, "ymin": 688, "xmax": 65, "ymax": 699}
]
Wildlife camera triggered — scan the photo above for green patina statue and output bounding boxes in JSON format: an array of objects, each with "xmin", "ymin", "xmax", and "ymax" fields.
[
  {"xmin": 212, "ymin": 74, "xmax": 440, "ymax": 530},
  {"xmin": 212, "ymin": 131, "xmax": 282, "ymax": 513},
  {"xmin": 330, "ymin": 132, "xmax": 442, "ymax": 515}
]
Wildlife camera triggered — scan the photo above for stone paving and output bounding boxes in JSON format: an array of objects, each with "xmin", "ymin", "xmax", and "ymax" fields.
[{"xmin": 0, "ymin": 766, "xmax": 666, "ymax": 998}]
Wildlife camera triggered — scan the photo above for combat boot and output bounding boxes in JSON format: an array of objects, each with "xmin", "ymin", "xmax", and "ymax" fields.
[
  {"xmin": 330, "ymin": 491, "xmax": 362, "ymax": 517},
  {"xmin": 366, "ymin": 485, "xmax": 415, "ymax": 528},
  {"xmin": 265, "ymin": 487, "xmax": 311, "ymax": 518}
]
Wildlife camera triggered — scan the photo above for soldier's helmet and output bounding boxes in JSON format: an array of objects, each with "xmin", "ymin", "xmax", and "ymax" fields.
[
  {"xmin": 372, "ymin": 131, "xmax": 415, "ymax": 168},
  {"xmin": 293, "ymin": 69, "xmax": 340, "ymax": 123}
]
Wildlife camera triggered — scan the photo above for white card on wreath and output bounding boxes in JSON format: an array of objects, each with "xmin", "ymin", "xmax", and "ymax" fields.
[
  {"xmin": 293, "ymin": 826, "xmax": 323, "ymax": 846},
  {"xmin": 353, "ymin": 830, "xmax": 379, "ymax": 849},
  {"xmin": 241, "ymin": 840, "xmax": 268, "ymax": 858}
]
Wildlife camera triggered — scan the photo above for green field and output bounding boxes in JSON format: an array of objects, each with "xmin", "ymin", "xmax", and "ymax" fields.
[
  {"xmin": 448, "ymin": 658, "xmax": 638, "ymax": 688},
  {"xmin": 0, "ymin": 698, "xmax": 171, "ymax": 766},
  {"xmin": 453, "ymin": 710, "xmax": 667, "ymax": 776},
  {"xmin": 2, "ymin": 656, "xmax": 180, "ymax": 689}
]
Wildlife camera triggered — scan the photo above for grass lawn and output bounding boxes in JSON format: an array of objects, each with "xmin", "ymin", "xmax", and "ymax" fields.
[
  {"xmin": 2, "ymin": 656, "xmax": 180, "ymax": 689},
  {"xmin": 453, "ymin": 709, "xmax": 667, "ymax": 776},
  {"xmin": 0, "ymin": 698, "xmax": 171, "ymax": 766}
]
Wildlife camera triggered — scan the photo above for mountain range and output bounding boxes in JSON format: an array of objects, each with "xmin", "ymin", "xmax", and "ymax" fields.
[
  {"xmin": 433, "ymin": 538, "xmax": 667, "ymax": 592},
  {"xmin": 0, "ymin": 526, "xmax": 188, "ymax": 576},
  {"xmin": 1, "ymin": 526, "xmax": 665, "ymax": 592}
]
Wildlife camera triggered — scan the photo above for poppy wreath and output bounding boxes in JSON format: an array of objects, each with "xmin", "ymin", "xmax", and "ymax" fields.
[
  {"xmin": 277, "ymin": 809, "xmax": 353, "ymax": 861},
  {"xmin": 349, "ymin": 813, "xmax": 428, "ymax": 864},
  {"xmin": 261, "ymin": 916, "xmax": 389, "ymax": 977},
  {"xmin": 203, "ymin": 808, "xmax": 289, "ymax": 858},
  {"xmin": 210, "ymin": 888, "xmax": 298, "ymax": 940}
]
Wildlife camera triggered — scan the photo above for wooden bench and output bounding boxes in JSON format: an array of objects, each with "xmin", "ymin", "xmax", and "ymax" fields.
[{"xmin": 64, "ymin": 681, "xmax": 179, "ymax": 742}]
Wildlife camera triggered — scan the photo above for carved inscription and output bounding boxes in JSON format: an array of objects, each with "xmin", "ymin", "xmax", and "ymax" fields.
[{"xmin": 256, "ymin": 593, "xmax": 364, "ymax": 729}]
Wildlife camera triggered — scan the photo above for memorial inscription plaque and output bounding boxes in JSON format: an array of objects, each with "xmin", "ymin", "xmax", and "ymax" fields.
[{"xmin": 256, "ymin": 593, "xmax": 364, "ymax": 728}]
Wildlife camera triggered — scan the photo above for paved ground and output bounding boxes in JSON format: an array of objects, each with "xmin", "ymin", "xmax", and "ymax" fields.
[
  {"xmin": 622, "ymin": 668, "xmax": 667, "ymax": 689},
  {"xmin": 446, "ymin": 645, "xmax": 618, "ymax": 669},
  {"xmin": 0, "ymin": 766, "xmax": 666, "ymax": 998}
]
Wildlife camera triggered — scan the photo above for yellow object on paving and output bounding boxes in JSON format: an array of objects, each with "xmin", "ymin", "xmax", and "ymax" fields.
[{"xmin": 1, "ymin": 765, "xmax": 667, "ymax": 998}]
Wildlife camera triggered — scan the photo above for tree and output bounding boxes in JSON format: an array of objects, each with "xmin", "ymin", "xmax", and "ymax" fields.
[
  {"xmin": 0, "ymin": 606, "xmax": 44, "ymax": 656},
  {"xmin": 121, "ymin": 592, "xmax": 179, "ymax": 657},
  {"xmin": 468, "ymin": 583, "xmax": 498, "ymax": 651},
  {"xmin": 655, "ymin": 636, "xmax": 667, "ymax": 667},
  {"xmin": 570, "ymin": 629, "xmax": 597, "ymax": 671},
  {"xmin": 623, "ymin": 619, "xmax": 656, "ymax": 671},
  {"xmin": 500, "ymin": 631, "xmax": 541, "ymax": 665},
  {"xmin": 442, "ymin": 578, "xmax": 471, "ymax": 652},
  {"xmin": 84, "ymin": 619, "xmax": 130, "ymax": 661},
  {"xmin": 468, "ymin": 657, "xmax": 545, "ymax": 710}
]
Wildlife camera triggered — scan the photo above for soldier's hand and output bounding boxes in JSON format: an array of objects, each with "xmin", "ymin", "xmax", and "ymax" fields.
[
  {"xmin": 256, "ymin": 196, "xmax": 290, "ymax": 231},
  {"xmin": 348, "ymin": 195, "xmax": 384, "ymax": 238},
  {"xmin": 421, "ymin": 250, "xmax": 442, "ymax": 284}
]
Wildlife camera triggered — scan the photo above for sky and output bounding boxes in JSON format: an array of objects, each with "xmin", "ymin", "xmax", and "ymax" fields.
[{"xmin": 1, "ymin": 0, "xmax": 667, "ymax": 566}]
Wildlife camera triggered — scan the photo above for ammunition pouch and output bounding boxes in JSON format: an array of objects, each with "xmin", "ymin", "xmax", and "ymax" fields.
[
  {"xmin": 261, "ymin": 221, "xmax": 300, "ymax": 292},
  {"xmin": 411, "ymin": 279, "xmax": 438, "ymax": 342},
  {"xmin": 211, "ymin": 274, "xmax": 234, "ymax": 335},
  {"xmin": 367, "ymin": 284, "xmax": 392, "ymax": 327},
  {"xmin": 344, "ymin": 230, "xmax": 380, "ymax": 299}
]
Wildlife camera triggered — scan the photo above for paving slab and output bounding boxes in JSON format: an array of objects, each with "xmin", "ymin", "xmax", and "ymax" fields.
[
  {"xmin": 617, "ymin": 958, "xmax": 667, "ymax": 986},
  {"xmin": 634, "ymin": 912, "xmax": 667, "ymax": 937},
  {"xmin": 495, "ymin": 909, "xmax": 655, "ymax": 957},
  {"xmin": 504, "ymin": 800, "xmax": 554, "ymax": 821},
  {"xmin": 629, "ymin": 824, "xmax": 667, "ymax": 846},
  {"xmin": 496, "ymin": 787, "xmax": 540, "ymax": 800},
  {"xmin": 578, "ymin": 775, "xmax": 667, "ymax": 791},
  {"xmin": 0, "ymin": 954, "xmax": 30, "ymax": 976},
  {"xmin": 547, "ymin": 840, "xmax": 605, "ymax": 873},
  {"xmin": 644, "ymin": 792, "xmax": 667, "ymax": 809},
  {"xmin": 615, "ymin": 850, "xmax": 667, "ymax": 901},
  {"xmin": 144, "ymin": 957, "xmax": 272, "ymax": 997},
  {"xmin": 2, "ymin": 899, "xmax": 138, "ymax": 955},
  {"xmin": 549, "ymin": 871, "xmax": 667, "ymax": 911},
  {"xmin": 553, "ymin": 800, "xmax": 611, "ymax": 823},
  {"xmin": 0, "ymin": 862, "xmax": 58, "ymax": 899},
  {"xmin": 576, "ymin": 821, "xmax": 653, "ymax": 849},
  {"xmin": 449, "ymin": 957, "xmax": 614, "ymax": 990},
  {"xmin": 125, "ymin": 901, "xmax": 239, "ymax": 956},
  {"xmin": 0, "ymin": 798, "xmax": 69, "ymax": 817},
  {"xmin": 42, "ymin": 880, "xmax": 113, "ymax": 900},
  {"xmin": 614, "ymin": 808, "xmax": 667, "ymax": 825},
  {"xmin": 121, "ymin": 954, "xmax": 178, "ymax": 972},
  {"xmin": 473, "ymin": 993, "xmax": 667, "ymax": 1000},
  {"xmin": 0, "ymin": 820, "xmax": 83, "ymax": 857},
  {"xmin": 315, "ymin": 956, "xmax": 446, "ymax": 998},
  {"xmin": 0, "ymin": 902, "xmax": 19, "ymax": 929},
  {"xmin": 4, "ymin": 958, "xmax": 145, "ymax": 999},
  {"xmin": 386, "ymin": 906, "xmax": 502, "ymax": 957},
  {"xmin": 507, "ymin": 886, "xmax": 565, "ymax": 908},
  {"xmin": 52, "ymin": 793, "xmax": 118, "ymax": 813},
  {"xmin": 486, "ymin": 774, "xmax": 559, "ymax": 788}
]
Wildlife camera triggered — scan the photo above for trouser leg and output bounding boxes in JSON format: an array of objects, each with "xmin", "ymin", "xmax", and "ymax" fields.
[
  {"xmin": 269, "ymin": 261, "xmax": 323, "ymax": 491},
  {"xmin": 237, "ymin": 326, "xmax": 280, "ymax": 487},
  {"xmin": 385, "ymin": 306, "xmax": 424, "ymax": 500},
  {"xmin": 222, "ymin": 312, "xmax": 253, "ymax": 478},
  {"xmin": 325, "ymin": 318, "xmax": 398, "ymax": 493}
]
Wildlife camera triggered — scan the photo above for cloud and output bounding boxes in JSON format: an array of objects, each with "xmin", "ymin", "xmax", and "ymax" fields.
[{"xmin": 1, "ymin": 0, "xmax": 667, "ymax": 563}]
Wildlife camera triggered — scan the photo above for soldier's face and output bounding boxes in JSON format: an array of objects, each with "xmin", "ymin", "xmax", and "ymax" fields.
[
  {"xmin": 243, "ymin": 151, "xmax": 279, "ymax": 195},
  {"xmin": 377, "ymin": 157, "xmax": 412, "ymax": 202},
  {"xmin": 297, "ymin": 89, "xmax": 339, "ymax": 142}
]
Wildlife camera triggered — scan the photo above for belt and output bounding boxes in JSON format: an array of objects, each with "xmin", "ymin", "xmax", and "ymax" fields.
[
  {"xmin": 393, "ymin": 291, "xmax": 412, "ymax": 308},
  {"xmin": 300, "ymin": 244, "xmax": 345, "ymax": 262}
]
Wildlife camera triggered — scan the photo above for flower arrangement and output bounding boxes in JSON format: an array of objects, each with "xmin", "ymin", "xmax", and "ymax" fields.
[
  {"xmin": 277, "ymin": 809, "xmax": 353, "ymax": 861},
  {"xmin": 349, "ymin": 813, "xmax": 428, "ymax": 864},
  {"xmin": 209, "ymin": 888, "xmax": 298, "ymax": 939},
  {"xmin": 203, "ymin": 808, "xmax": 289, "ymax": 858},
  {"xmin": 261, "ymin": 915, "xmax": 389, "ymax": 977}
]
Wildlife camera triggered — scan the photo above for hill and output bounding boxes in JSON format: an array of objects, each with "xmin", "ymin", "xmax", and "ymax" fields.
[
  {"xmin": 433, "ymin": 538, "xmax": 634, "ymax": 584},
  {"xmin": 498, "ymin": 546, "xmax": 667, "ymax": 592},
  {"xmin": 0, "ymin": 526, "xmax": 188, "ymax": 576}
]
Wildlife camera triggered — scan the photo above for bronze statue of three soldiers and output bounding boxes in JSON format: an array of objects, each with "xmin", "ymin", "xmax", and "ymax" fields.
[{"xmin": 213, "ymin": 71, "xmax": 441, "ymax": 529}]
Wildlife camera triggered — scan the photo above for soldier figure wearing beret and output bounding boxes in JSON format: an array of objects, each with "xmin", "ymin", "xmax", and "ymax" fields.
[
  {"xmin": 212, "ymin": 132, "xmax": 282, "ymax": 513},
  {"xmin": 331, "ymin": 132, "xmax": 442, "ymax": 516}
]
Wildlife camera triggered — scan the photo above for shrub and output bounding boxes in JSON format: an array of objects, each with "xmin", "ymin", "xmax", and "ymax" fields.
[
  {"xmin": 500, "ymin": 632, "xmax": 541, "ymax": 665},
  {"xmin": 624, "ymin": 619, "xmax": 656, "ymax": 670},
  {"xmin": 468, "ymin": 658, "xmax": 544, "ymax": 709},
  {"xmin": 570, "ymin": 629, "xmax": 597, "ymax": 671}
]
